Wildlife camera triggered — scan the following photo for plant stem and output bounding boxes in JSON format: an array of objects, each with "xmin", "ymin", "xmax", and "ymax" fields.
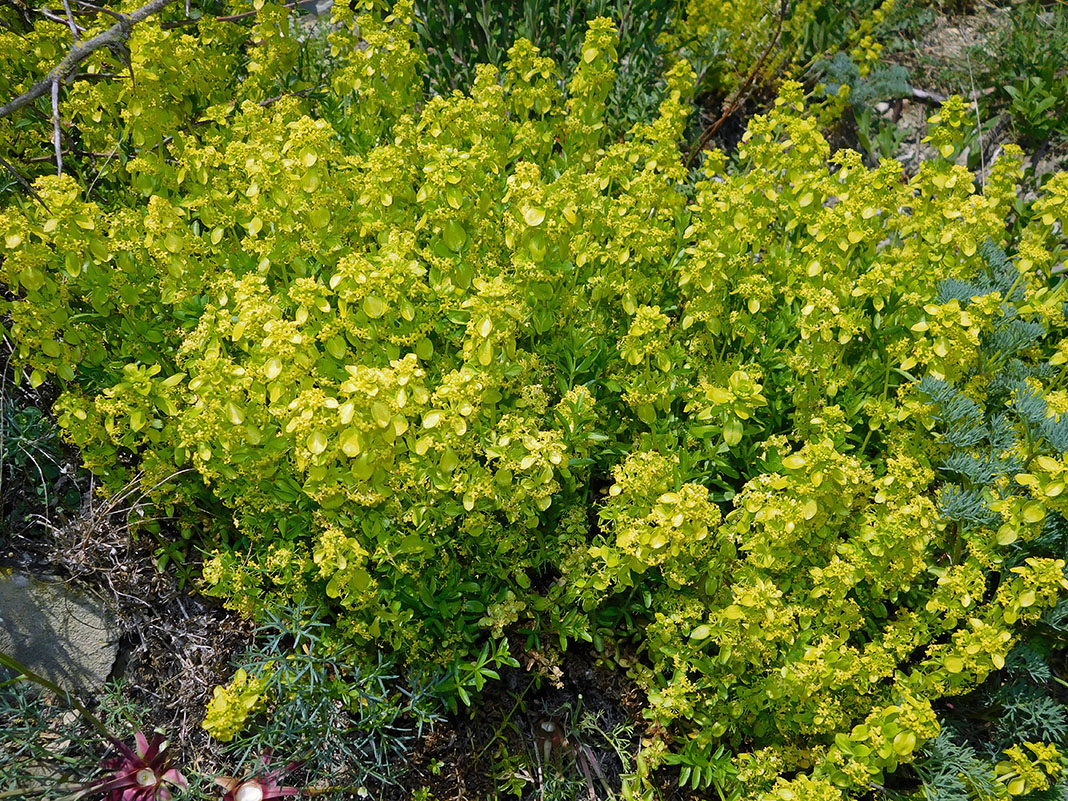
[
  {"xmin": 0, "ymin": 651, "xmax": 112, "ymax": 742},
  {"xmin": 0, "ymin": 785, "xmax": 84, "ymax": 800}
]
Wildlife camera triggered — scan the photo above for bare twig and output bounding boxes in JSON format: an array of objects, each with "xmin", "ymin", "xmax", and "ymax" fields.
[
  {"xmin": 911, "ymin": 87, "xmax": 947, "ymax": 105},
  {"xmin": 19, "ymin": 441, "xmax": 52, "ymax": 526},
  {"xmin": 72, "ymin": 0, "xmax": 129, "ymax": 25},
  {"xmin": 257, "ymin": 83, "xmax": 322, "ymax": 107},
  {"xmin": 61, "ymin": 0, "xmax": 80, "ymax": 40},
  {"xmin": 161, "ymin": 1, "xmax": 298, "ymax": 27},
  {"xmin": 51, "ymin": 79, "xmax": 63, "ymax": 176},
  {"xmin": 25, "ymin": 148, "xmax": 113, "ymax": 162},
  {"xmin": 86, "ymin": 129, "xmax": 126, "ymax": 197},
  {"xmin": 35, "ymin": 7, "xmax": 81, "ymax": 30},
  {"xmin": 214, "ymin": 3, "xmax": 295, "ymax": 22},
  {"xmin": 70, "ymin": 71, "xmax": 131, "ymax": 81},
  {"xmin": 0, "ymin": 0, "xmax": 176, "ymax": 122},
  {"xmin": 685, "ymin": 0, "xmax": 790, "ymax": 171},
  {"xmin": 0, "ymin": 153, "xmax": 50, "ymax": 209}
]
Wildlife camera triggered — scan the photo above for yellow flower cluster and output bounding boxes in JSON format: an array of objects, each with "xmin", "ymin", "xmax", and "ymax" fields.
[{"xmin": 202, "ymin": 667, "xmax": 271, "ymax": 742}]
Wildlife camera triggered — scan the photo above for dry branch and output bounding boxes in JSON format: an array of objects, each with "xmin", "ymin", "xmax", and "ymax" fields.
[
  {"xmin": 51, "ymin": 78, "xmax": 62, "ymax": 175},
  {"xmin": 0, "ymin": 153, "xmax": 49, "ymax": 208},
  {"xmin": 685, "ymin": 0, "xmax": 790, "ymax": 171},
  {"xmin": 0, "ymin": 0, "xmax": 176, "ymax": 122},
  {"xmin": 159, "ymin": 0, "xmax": 298, "ymax": 28}
]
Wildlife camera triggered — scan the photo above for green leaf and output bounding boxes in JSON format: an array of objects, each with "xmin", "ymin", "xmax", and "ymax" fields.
[
  {"xmin": 524, "ymin": 207, "xmax": 546, "ymax": 226},
  {"xmin": 307, "ymin": 431, "xmax": 329, "ymax": 454},
  {"xmin": 349, "ymin": 568, "xmax": 371, "ymax": 592},
  {"xmin": 363, "ymin": 295, "xmax": 386, "ymax": 319},
  {"xmin": 443, "ymin": 219, "xmax": 467, "ymax": 252},
  {"xmin": 723, "ymin": 417, "xmax": 743, "ymax": 446}
]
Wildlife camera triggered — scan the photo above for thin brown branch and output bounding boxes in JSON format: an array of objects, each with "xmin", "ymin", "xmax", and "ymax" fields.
[
  {"xmin": 34, "ymin": 7, "xmax": 80, "ymax": 29},
  {"xmin": 685, "ymin": 0, "xmax": 790, "ymax": 171},
  {"xmin": 71, "ymin": 71, "xmax": 131, "ymax": 81},
  {"xmin": 0, "ymin": 0, "xmax": 176, "ymax": 122},
  {"xmin": 216, "ymin": 0, "xmax": 297, "ymax": 21},
  {"xmin": 257, "ymin": 83, "xmax": 321, "ymax": 107},
  {"xmin": 72, "ymin": 0, "xmax": 129, "ymax": 25},
  {"xmin": 0, "ymin": 153, "xmax": 50, "ymax": 209},
  {"xmin": 161, "ymin": 1, "xmax": 298, "ymax": 27},
  {"xmin": 25, "ymin": 147, "xmax": 112, "ymax": 162}
]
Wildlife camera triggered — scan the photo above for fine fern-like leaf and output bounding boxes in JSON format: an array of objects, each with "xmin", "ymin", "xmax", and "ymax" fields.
[
  {"xmin": 941, "ymin": 451, "xmax": 1016, "ymax": 487},
  {"xmin": 937, "ymin": 484, "xmax": 1000, "ymax": 529},
  {"xmin": 916, "ymin": 730, "xmax": 1000, "ymax": 801},
  {"xmin": 995, "ymin": 693, "xmax": 1068, "ymax": 746},
  {"xmin": 937, "ymin": 277, "xmax": 997, "ymax": 306}
]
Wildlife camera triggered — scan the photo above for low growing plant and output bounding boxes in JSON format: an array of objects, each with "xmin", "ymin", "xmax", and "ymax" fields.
[
  {"xmin": 94, "ymin": 731, "xmax": 188, "ymax": 801},
  {"xmin": 211, "ymin": 602, "xmax": 446, "ymax": 791},
  {"xmin": 2, "ymin": 4, "xmax": 1068, "ymax": 800},
  {"xmin": 214, "ymin": 752, "xmax": 300, "ymax": 801}
]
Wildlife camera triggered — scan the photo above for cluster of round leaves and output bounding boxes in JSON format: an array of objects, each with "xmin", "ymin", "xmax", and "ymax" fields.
[{"xmin": 4, "ymin": 3, "xmax": 1068, "ymax": 800}]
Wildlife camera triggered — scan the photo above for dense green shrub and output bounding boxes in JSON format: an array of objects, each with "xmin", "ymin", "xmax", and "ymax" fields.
[{"xmin": 3, "ymin": 2, "xmax": 1068, "ymax": 799}]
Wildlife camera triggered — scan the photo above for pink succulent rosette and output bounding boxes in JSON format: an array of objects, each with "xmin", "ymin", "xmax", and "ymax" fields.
[
  {"xmin": 215, "ymin": 752, "xmax": 300, "ymax": 801},
  {"xmin": 93, "ymin": 731, "xmax": 189, "ymax": 801}
]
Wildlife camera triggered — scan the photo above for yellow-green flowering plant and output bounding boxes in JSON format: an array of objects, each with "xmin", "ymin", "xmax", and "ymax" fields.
[
  {"xmin": 0, "ymin": 0, "xmax": 307, "ymax": 189},
  {"xmin": 203, "ymin": 667, "xmax": 272, "ymax": 743},
  {"xmin": 4, "ymin": 2, "xmax": 1068, "ymax": 798}
]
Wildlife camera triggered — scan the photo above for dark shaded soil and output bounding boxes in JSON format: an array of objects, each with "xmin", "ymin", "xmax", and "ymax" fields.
[
  {"xmin": 390, "ymin": 643, "xmax": 653, "ymax": 801},
  {"xmin": 0, "ymin": 514, "xmax": 252, "ymax": 775}
]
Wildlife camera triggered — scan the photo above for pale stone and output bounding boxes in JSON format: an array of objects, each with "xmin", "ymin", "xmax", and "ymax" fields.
[{"xmin": 0, "ymin": 571, "xmax": 118, "ymax": 695}]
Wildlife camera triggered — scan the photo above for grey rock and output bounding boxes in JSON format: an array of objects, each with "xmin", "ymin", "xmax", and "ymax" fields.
[
  {"xmin": 297, "ymin": 0, "xmax": 332, "ymax": 18},
  {"xmin": 0, "ymin": 571, "xmax": 118, "ymax": 695}
]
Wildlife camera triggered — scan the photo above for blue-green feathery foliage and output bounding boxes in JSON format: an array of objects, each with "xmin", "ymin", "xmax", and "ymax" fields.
[
  {"xmin": 915, "ymin": 729, "xmax": 1000, "ymax": 801},
  {"xmin": 814, "ymin": 51, "xmax": 911, "ymax": 109},
  {"xmin": 909, "ymin": 247, "xmax": 1068, "ymax": 801},
  {"xmin": 912, "ymin": 638, "xmax": 1068, "ymax": 801},
  {"xmin": 919, "ymin": 244, "xmax": 1063, "ymax": 531},
  {"xmin": 936, "ymin": 484, "xmax": 1001, "ymax": 529}
]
